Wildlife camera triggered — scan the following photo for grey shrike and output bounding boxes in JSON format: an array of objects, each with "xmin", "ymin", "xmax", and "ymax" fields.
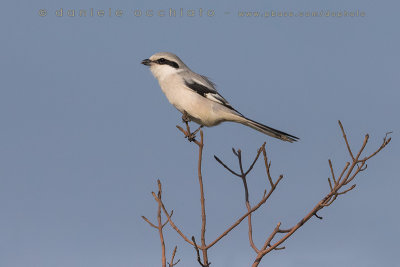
[{"xmin": 141, "ymin": 52, "xmax": 299, "ymax": 142}]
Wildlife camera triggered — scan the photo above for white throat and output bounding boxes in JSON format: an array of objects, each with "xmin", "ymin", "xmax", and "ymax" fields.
[{"xmin": 150, "ymin": 65, "xmax": 181, "ymax": 81}]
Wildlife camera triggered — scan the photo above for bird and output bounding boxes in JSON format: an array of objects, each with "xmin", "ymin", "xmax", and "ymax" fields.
[{"xmin": 141, "ymin": 52, "xmax": 299, "ymax": 142}]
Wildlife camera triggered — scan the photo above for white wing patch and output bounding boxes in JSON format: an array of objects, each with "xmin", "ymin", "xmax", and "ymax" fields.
[
  {"xmin": 184, "ymin": 77, "xmax": 240, "ymax": 113},
  {"xmin": 204, "ymin": 92, "xmax": 234, "ymax": 109}
]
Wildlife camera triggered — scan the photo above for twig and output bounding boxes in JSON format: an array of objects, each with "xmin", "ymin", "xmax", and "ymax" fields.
[
  {"xmin": 261, "ymin": 222, "xmax": 281, "ymax": 251},
  {"xmin": 214, "ymin": 155, "xmax": 241, "ymax": 177},
  {"xmin": 142, "ymin": 180, "xmax": 177, "ymax": 267},
  {"xmin": 262, "ymin": 146, "xmax": 274, "ymax": 188},
  {"xmin": 152, "ymin": 192, "xmax": 195, "ymax": 246},
  {"xmin": 339, "ymin": 120, "xmax": 355, "ymax": 161},
  {"xmin": 141, "ymin": 216, "xmax": 157, "ymax": 229},
  {"xmin": 251, "ymin": 121, "xmax": 391, "ymax": 266},
  {"xmin": 192, "ymin": 237, "xmax": 209, "ymax": 267},
  {"xmin": 196, "ymin": 131, "xmax": 210, "ymax": 266},
  {"xmin": 147, "ymin": 120, "xmax": 390, "ymax": 267},
  {"xmin": 206, "ymin": 175, "xmax": 283, "ymax": 249},
  {"xmin": 162, "ymin": 210, "xmax": 174, "ymax": 228},
  {"xmin": 168, "ymin": 246, "xmax": 180, "ymax": 267},
  {"xmin": 157, "ymin": 181, "xmax": 167, "ymax": 267},
  {"xmin": 337, "ymin": 184, "xmax": 356, "ymax": 195},
  {"xmin": 328, "ymin": 159, "xmax": 336, "ymax": 185}
]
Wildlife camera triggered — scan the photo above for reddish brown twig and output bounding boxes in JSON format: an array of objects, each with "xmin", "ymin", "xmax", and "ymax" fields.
[
  {"xmin": 214, "ymin": 143, "xmax": 269, "ymax": 253},
  {"xmin": 251, "ymin": 120, "xmax": 391, "ymax": 266},
  {"xmin": 142, "ymin": 180, "xmax": 179, "ymax": 267},
  {"xmin": 168, "ymin": 246, "xmax": 180, "ymax": 267},
  {"xmin": 194, "ymin": 130, "xmax": 210, "ymax": 266},
  {"xmin": 214, "ymin": 141, "xmax": 289, "ymax": 256},
  {"xmin": 206, "ymin": 174, "xmax": 283, "ymax": 249},
  {"xmin": 152, "ymin": 192, "xmax": 194, "ymax": 246},
  {"xmin": 155, "ymin": 126, "xmax": 210, "ymax": 266},
  {"xmin": 145, "ymin": 120, "xmax": 390, "ymax": 267}
]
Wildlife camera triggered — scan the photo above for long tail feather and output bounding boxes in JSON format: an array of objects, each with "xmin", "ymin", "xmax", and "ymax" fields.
[{"xmin": 239, "ymin": 116, "xmax": 299, "ymax": 143}]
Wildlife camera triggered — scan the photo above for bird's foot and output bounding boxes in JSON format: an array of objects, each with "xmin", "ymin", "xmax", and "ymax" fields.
[
  {"xmin": 191, "ymin": 125, "xmax": 203, "ymax": 137},
  {"xmin": 176, "ymin": 114, "xmax": 203, "ymax": 142},
  {"xmin": 186, "ymin": 125, "xmax": 203, "ymax": 142}
]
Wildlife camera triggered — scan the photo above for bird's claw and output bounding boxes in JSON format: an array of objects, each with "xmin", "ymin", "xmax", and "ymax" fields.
[
  {"xmin": 179, "ymin": 111, "xmax": 203, "ymax": 142},
  {"xmin": 186, "ymin": 133, "xmax": 197, "ymax": 142},
  {"xmin": 192, "ymin": 125, "xmax": 203, "ymax": 136},
  {"xmin": 185, "ymin": 125, "xmax": 203, "ymax": 142}
]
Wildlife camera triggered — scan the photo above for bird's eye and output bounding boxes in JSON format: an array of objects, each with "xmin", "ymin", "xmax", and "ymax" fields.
[{"xmin": 158, "ymin": 58, "xmax": 166, "ymax": 63}]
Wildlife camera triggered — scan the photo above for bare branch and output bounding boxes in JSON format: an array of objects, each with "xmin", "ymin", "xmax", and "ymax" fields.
[
  {"xmin": 142, "ymin": 180, "xmax": 173, "ymax": 267},
  {"xmin": 328, "ymin": 178, "xmax": 333, "ymax": 191},
  {"xmin": 360, "ymin": 164, "xmax": 368, "ymax": 171},
  {"xmin": 277, "ymin": 228, "xmax": 291, "ymax": 233},
  {"xmin": 162, "ymin": 210, "xmax": 174, "ymax": 228},
  {"xmin": 168, "ymin": 246, "xmax": 180, "ymax": 267},
  {"xmin": 176, "ymin": 125, "xmax": 188, "ymax": 138},
  {"xmin": 245, "ymin": 145, "xmax": 264, "ymax": 176},
  {"xmin": 354, "ymin": 134, "xmax": 369, "ymax": 162},
  {"xmin": 251, "ymin": 122, "xmax": 391, "ymax": 266},
  {"xmin": 214, "ymin": 155, "xmax": 241, "ymax": 177},
  {"xmin": 328, "ymin": 159, "xmax": 336, "ymax": 185},
  {"xmin": 338, "ymin": 120, "xmax": 355, "ymax": 161},
  {"xmin": 207, "ymin": 175, "xmax": 284, "ymax": 249},
  {"xmin": 261, "ymin": 222, "xmax": 281, "ymax": 251},
  {"xmin": 337, "ymin": 184, "xmax": 356, "ymax": 195},
  {"xmin": 142, "ymin": 216, "xmax": 157, "ymax": 229},
  {"xmin": 214, "ymin": 143, "xmax": 269, "ymax": 253},
  {"xmin": 156, "ymin": 180, "xmax": 167, "ymax": 267},
  {"xmin": 232, "ymin": 147, "xmax": 238, "ymax": 156},
  {"xmin": 344, "ymin": 161, "xmax": 366, "ymax": 185},
  {"xmin": 152, "ymin": 192, "xmax": 195, "ymax": 246},
  {"xmin": 146, "ymin": 120, "xmax": 390, "ymax": 267},
  {"xmin": 192, "ymin": 237, "xmax": 209, "ymax": 267},
  {"xmin": 246, "ymin": 200, "xmax": 259, "ymax": 253},
  {"xmin": 262, "ymin": 146, "xmax": 274, "ymax": 188},
  {"xmin": 237, "ymin": 149, "xmax": 245, "ymax": 175},
  {"xmin": 322, "ymin": 194, "xmax": 337, "ymax": 207},
  {"xmin": 337, "ymin": 162, "xmax": 350, "ymax": 184},
  {"xmin": 359, "ymin": 133, "xmax": 391, "ymax": 162},
  {"xmin": 194, "ymin": 131, "xmax": 210, "ymax": 264},
  {"xmin": 314, "ymin": 212, "xmax": 323, "ymax": 220}
]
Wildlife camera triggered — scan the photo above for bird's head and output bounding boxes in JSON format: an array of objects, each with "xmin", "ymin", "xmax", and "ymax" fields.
[{"xmin": 141, "ymin": 52, "xmax": 186, "ymax": 80}]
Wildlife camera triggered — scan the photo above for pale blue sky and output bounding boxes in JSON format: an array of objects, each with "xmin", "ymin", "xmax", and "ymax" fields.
[{"xmin": 1, "ymin": 0, "xmax": 399, "ymax": 266}]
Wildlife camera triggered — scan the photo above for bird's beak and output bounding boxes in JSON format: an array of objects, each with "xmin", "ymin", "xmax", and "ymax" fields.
[{"xmin": 141, "ymin": 59, "xmax": 152, "ymax": 66}]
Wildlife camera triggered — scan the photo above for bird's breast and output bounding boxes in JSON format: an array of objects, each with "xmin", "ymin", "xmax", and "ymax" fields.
[{"xmin": 159, "ymin": 77, "xmax": 225, "ymax": 127}]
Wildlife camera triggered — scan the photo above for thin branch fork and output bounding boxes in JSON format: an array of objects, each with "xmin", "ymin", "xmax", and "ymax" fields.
[
  {"xmin": 147, "ymin": 120, "xmax": 390, "ymax": 267},
  {"xmin": 213, "ymin": 144, "xmax": 282, "ymax": 253},
  {"xmin": 251, "ymin": 121, "xmax": 391, "ymax": 267},
  {"xmin": 142, "ymin": 180, "xmax": 179, "ymax": 267},
  {"xmin": 172, "ymin": 125, "xmax": 211, "ymax": 266},
  {"xmin": 168, "ymin": 246, "xmax": 180, "ymax": 267},
  {"xmin": 170, "ymin": 127, "xmax": 284, "ymax": 254},
  {"xmin": 152, "ymin": 192, "xmax": 195, "ymax": 246},
  {"xmin": 206, "ymin": 174, "xmax": 283, "ymax": 249}
]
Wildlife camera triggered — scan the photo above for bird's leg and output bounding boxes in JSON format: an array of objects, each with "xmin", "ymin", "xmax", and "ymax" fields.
[
  {"xmin": 179, "ymin": 111, "xmax": 201, "ymax": 142},
  {"xmin": 182, "ymin": 111, "xmax": 193, "ymax": 139},
  {"xmin": 191, "ymin": 125, "xmax": 204, "ymax": 137},
  {"xmin": 181, "ymin": 111, "xmax": 191, "ymax": 123},
  {"xmin": 185, "ymin": 125, "xmax": 204, "ymax": 142}
]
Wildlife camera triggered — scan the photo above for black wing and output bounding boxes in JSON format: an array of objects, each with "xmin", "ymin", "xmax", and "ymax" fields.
[{"xmin": 184, "ymin": 80, "xmax": 238, "ymax": 112}]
